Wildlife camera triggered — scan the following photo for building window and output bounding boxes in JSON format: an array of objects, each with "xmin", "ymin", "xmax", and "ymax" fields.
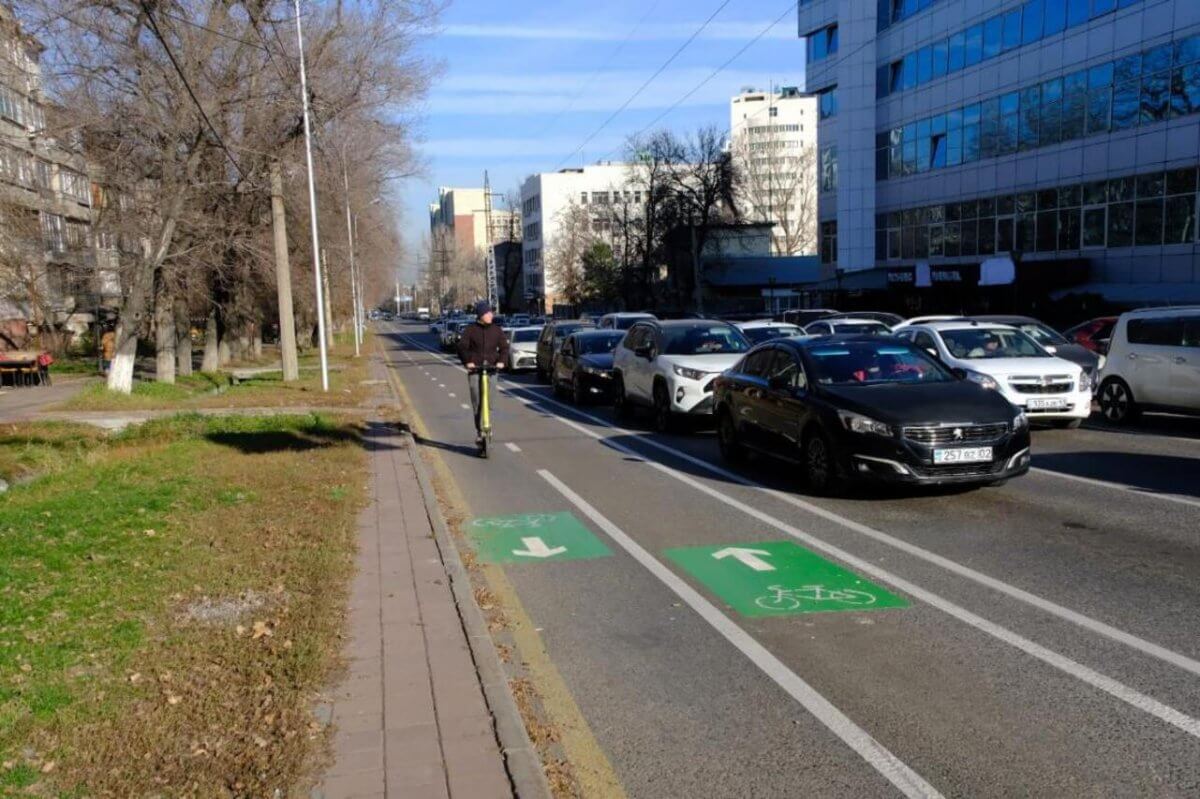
[
  {"xmin": 806, "ymin": 24, "xmax": 838, "ymax": 63},
  {"xmin": 820, "ymin": 221, "xmax": 837, "ymax": 264},
  {"xmin": 878, "ymin": 0, "xmax": 1144, "ymax": 100},
  {"xmin": 817, "ymin": 86, "xmax": 838, "ymax": 119},
  {"xmin": 820, "ymin": 146, "xmax": 837, "ymax": 193},
  {"xmin": 580, "ymin": 192, "xmax": 588, "ymax": 205}
]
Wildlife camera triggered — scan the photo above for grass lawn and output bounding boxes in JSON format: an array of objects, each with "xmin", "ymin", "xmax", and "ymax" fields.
[
  {"xmin": 58, "ymin": 336, "xmax": 373, "ymax": 413},
  {"xmin": 0, "ymin": 413, "xmax": 366, "ymax": 795}
]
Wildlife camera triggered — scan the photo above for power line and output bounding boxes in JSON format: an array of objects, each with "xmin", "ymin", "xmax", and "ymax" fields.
[
  {"xmin": 156, "ymin": 9, "xmax": 269, "ymax": 51},
  {"xmin": 552, "ymin": 0, "xmax": 735, "ymax": 171},
  {"xmin": 138, "ymin": 1, "xmax": 249, "ymax": 182},
  {"xmin": 535, "ymin": 0, "xmax": 665, "ymax": 140}
]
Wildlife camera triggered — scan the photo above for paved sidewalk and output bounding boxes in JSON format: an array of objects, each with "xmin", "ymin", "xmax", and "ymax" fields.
[
  {"xmin": 313, "ymin": 420, "xmax": 513, "ymax": 799},
  {"xmin": 0, "ymin": 377, "xmax": 92, "ymax": 422}
]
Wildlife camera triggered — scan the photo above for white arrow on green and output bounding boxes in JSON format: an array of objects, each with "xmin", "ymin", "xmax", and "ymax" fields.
[
  {"xmin": 712, "ymin": 547, "xmax": 776, "ymax": 572},
  {"xmin": 512, "ymin": 536, "xmax": 567, "ymax": 559}
]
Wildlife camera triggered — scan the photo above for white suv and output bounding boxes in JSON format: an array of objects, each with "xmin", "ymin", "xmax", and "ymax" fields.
[
  {"xmin": 896, "ymin": 321, "xmax": 1092, "ymax": 428},
  {"xmin": 1096, "ymin": 307, "xmax": 1200, "ymax": 424},
  {"xmin": 613, "ymin": 319, "xmax": 751, "ymax": 432}
]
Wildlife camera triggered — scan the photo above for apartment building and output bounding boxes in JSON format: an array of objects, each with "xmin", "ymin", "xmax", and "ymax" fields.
[
  {"xmin": 0, "ymin": 5, "xmax": 113, "ymax": 347},
  {"xmin": 728, "ymin": 87, "xmax": 820, "ymax": 256},
  {"xmin": 799, "ymin": 0, "xmax": 1200, "ymax": 307},
  {"xmin": 519, "ymin": 163, "xmax": 643, "ymax": 311},
  {"xmin": 428, "ymin": 186, "xmax": 519, "ymax": 259}
]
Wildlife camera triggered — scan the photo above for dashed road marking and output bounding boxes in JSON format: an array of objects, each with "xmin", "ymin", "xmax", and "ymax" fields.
[{"xmin": 505, "ymin": 442, "xmax": 521, "ymax": 453}]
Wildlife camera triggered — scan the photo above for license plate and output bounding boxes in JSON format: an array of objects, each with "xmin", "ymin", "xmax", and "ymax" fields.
[
  {"xmin": 933, "ymin": 447, "xmax": 993, "ymax": 464},
  {"xmin": 1026, "ymin": 398, "xmax": 1069, "ymax": 410}
]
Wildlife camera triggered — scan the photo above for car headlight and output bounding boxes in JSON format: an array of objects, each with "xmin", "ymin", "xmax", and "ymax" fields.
[
  {"xmin": 964, "ymin": 370, "xmax": 999, "ymax": 391},
  {"xmin": 838, "ymin": 411, "xmax": 893, "ymax": 437},
  {"xmin": 581, "ymin": 365, "xmax": 608, "ymax": 376},
  {"xmin": 1078, "ymin": 370, "xmax": 1092, "ymax": 392},
  {"xmin": 1013, "ymin": 411, "xmax": 1029, "ymax": 431},
  {"xmin": 673, "ymin": 365, "xmax": 709, "ymax": 381}
]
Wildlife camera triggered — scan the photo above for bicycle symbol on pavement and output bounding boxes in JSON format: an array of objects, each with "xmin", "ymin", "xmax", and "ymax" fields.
[
  {"xmin": 754, "ymin": 584, "xmax": 878, "ymax": 612},
  {"xmin": 470, "ymin": 513, "xmax": 561, "ymax": 530}
]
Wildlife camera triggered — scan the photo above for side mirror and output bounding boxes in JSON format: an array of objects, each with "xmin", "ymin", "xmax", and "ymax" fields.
[
  {"xmin": 926, "ymin": 348, "xmax": 939, "ymax": 359},
  {"xmin": 634, "ymin": 344, "xmax": 654, "ymax": 359},
  {"xmin": 1044, "ymin": 345, "xmax": 1058, "ymax": 354}
]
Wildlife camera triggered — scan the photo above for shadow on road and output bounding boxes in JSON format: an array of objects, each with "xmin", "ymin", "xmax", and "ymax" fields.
[
  {"xmin": 1033, "ymin": 451, "xmax": 1200, "ymax": 499},
  {"xmin": 1084, "ymin": 413, "xmax": 1200, "ymax": 443}
]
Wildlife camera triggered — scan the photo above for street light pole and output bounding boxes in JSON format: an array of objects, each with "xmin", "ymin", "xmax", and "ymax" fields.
[{"xmin": 294, "ymin": 0, "xmax": 329, "ymax": 391}]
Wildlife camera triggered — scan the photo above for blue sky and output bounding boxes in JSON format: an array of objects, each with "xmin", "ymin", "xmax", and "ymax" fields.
[{"xmin": 395, "ymin": 0, "xmax": 806, "ymax": 282}]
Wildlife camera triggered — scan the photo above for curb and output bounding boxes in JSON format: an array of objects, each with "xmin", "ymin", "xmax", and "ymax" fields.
[{"xmin": 404, "ymin": 430, "xmax": 553, "ymax": 799}]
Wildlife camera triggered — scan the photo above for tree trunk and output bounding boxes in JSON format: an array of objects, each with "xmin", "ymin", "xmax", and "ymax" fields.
[
  {"xmin": 154, "ymin": 277, "xmax": 176, "ymax": 384},
  {"xmin": 218, "ymin": 334, "xmax": 231, "ymax": 366},
  {"xmin": 252, "ymin": 323, "xmax": 263, "ymax": 359},
  {"xmin": 322, "ymin": 251, "xmax": 335, "ymax": 351},
  {"xmin": 106, "ymin": 265, "xmax": 154, "ymax": 394},
  {"xmin": 270, "ymin": 161, "xmax": 300, "ymax": 381},
  {"xmin": 201, "ymin": 307, "xmax": 220, "ymax": 372},
  {"xmin": 175, "ymin": 300, "xmax": 193, "ymax": 377}
]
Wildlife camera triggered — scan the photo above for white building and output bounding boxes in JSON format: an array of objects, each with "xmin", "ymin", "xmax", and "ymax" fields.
[
  {"xmin": 728, "ymin": 87, "xmax": 819, "ymax": 256},
  {"xmin": 519, "ymin": 163, "xmax": 643, "ymax": 311}
]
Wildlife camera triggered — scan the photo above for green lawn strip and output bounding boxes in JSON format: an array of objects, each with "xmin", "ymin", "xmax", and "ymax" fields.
[{"xmin": 0, "ymin": 413, "xmax": 364, "ymax": 794}]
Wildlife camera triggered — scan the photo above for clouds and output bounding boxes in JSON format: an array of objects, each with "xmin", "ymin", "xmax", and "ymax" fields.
[
  {"xmin": 441, "ymin": 21, "xmax": 796, "ymax": 42},
  {"xmin": 429, "ymin": 67, "xmax": 790, "ymax": 116}
]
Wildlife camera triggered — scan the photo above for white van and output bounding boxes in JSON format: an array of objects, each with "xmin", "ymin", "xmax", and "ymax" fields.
[{"xmin": 1096, "ymin": 307, "xmax": 1200, "ymax": 423}]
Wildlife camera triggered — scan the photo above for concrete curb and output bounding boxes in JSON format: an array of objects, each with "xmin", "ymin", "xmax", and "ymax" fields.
[{"xmin": 405, "ymin": 429, "xmax": 553, "ymax": 799}]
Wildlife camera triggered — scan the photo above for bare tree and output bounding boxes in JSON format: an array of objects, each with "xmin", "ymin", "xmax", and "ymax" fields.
[
  {"xmin": 544, "ymin": 199, "xmax": 592, "ymax": 309},
  {"xmin": 730, "ymin": 128, "xmax": 817, "ymax": 256}
]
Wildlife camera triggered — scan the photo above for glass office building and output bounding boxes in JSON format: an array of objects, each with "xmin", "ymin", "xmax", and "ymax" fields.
[{"xmin": 799, "ymin": 0, "xmax": 1200, "ymax": 305}]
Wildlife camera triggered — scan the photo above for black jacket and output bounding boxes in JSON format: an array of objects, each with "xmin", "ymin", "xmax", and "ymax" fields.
[{"xmin": 457, "ymin": 321, "xmax": 510, "ymax": 368}]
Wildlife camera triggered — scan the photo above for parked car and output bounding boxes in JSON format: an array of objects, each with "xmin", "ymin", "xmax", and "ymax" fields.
[
  {"xmin": 894, "ymin": 321, "xmax": 1092, "ymax": 428},
  {"xmin": 1063, "ymin": 316, "xmax": 1119, "ymax": 353},
  {"xmin": 504, "ymin": 326, "xmax": 543, "ymax": 371},
  {"xmin": 1095, "ymin": 307, "xmax": 1200, "ymax": 424},
  {"xmin": 891, "ymin": 315, "xmax": 965, "ymax": 331},
  {"xmin": 612, "ymin": 319, "xmax": 751, "ymax": 431},
  {"xmin": 440, "ymin": 320, "xmax": 466, "ymax": 351},
  {"xmin": 967, "ymin": 315, "xmax": 1102, "ymax": 378},
  {"xmin": 781, "ymin": 308, "xmax": 838, "ymax": 326},
  {"xmin": 734, "ymin": 320, "xmax": 805, "ymax": 345},
  {"xmin": 508, "ymin": 314, "xmax": 531, "ymax": 327},
  {"xmin": 598, "ymin": 312, "xmax": 657, "ymax": 330},
  {"xmin": 536, "ymin": 320, "xmax": 595, "ymax": 381},
  {"xmin": 823, "ymin": 311, "xmax": 905, "ymax": 327},
  {"xmin": 804, "ymin": 317, "xmax": 893, "ymax": 337},
  {"xmin": 712, "ymin": 336, "xmax": 1030, "ymax": 492},
  {"xmin": 552, "ymin": 330, "xmax": 626, "ymax": 404}
]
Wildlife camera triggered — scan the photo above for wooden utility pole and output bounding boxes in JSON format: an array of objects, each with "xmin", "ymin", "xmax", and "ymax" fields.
[
  {"xmin": 271, "ymin": 161, "xmax": 300, "ymax": 382},
  {"xmin": 321, "ymin": 248, "xmax": 335, "ymax": 349}
]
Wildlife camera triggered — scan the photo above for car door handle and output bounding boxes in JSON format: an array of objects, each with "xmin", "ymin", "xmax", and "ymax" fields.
[{"xmin": 1127, "ymin": 353, "xmax": 1138, "ymax": 360}]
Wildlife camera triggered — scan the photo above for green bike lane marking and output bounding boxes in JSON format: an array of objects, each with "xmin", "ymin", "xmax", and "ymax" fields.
[
  {"xmin": 466, "ymin": 511, "xmax": 612, "ymax": 563},
  {"xmin": 666, "ymin": 540, "xmax": 909, "ymax": 617}
]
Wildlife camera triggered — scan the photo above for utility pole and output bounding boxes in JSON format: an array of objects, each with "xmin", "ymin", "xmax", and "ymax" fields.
[
  {"xmin": 294, "ymin": 0, "xmax": 328, "ymax": 391},
  {"xmin": 342, "ymin": 160, "xmax": 361, "ymax": 357},
  {"xmin": 270, "ymin": 161, "xmax": 300, "ymax": 381},
  {"xmin": 321, "ymin": 248, "xmax": 334, "ymax": 350},
  {"xmin": 483, "ymin": 171, "xmax": 499, "ymax": 308}
]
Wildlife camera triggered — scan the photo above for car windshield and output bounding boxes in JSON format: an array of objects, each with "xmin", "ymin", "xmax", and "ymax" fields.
[
  {"xmin": 554, "ymin": 323, "xmax": 590, "ymax": 339},
  {"xmin": 806, "ymin": 342, "xmax": 955, "ymax": 385},
  {"xmin": 941, "ymin": 327, "xmax": 1045, "ymax": 358},
  {"xmin": 832, "ymin": 322, "xmax": 889, "ymax": 335},
  {"xmin": 1016, "ymin": 323, "xmax": 1068, "ymax": 345},
  {"xmin": 511, "ymin": 329, "xmax": 540, "ymax": 343},
  {"xmin": 742, "ymin": 325, "xmax": 801, "ymax": 344},
  {"xmin": 613, "ymin": 316, "xmax": 650, "ymax": 330},
  {"xmin": 577, "ymin": 332, "xmax": 624, "ymax": 355},
  {"xmin": 662, "ymin": 325, "xmax": 750, "ymax": 355}
]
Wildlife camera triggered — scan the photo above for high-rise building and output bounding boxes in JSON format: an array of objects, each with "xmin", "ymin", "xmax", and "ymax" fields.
[
  {"xmin": 799, "ymin": 0, "xmax": 1200, "ymax": 306},
  {"xmin": 728, "ymin": 87, "xmax": 819, "ymax": 256}
]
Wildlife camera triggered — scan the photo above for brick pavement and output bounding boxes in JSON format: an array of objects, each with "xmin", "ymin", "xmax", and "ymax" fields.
[{"xmin": 313, "ymin": 421, "xmax": 513, "ymax": 799}]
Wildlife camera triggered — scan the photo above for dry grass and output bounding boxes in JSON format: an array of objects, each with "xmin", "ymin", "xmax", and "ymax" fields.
[
  {"xmin": 0, "ymin": 413, "xmax": 366, "ymax": 796},
  {"xmin": 58, "ymin": 337, "xmax": 375, "ymax": 413}
]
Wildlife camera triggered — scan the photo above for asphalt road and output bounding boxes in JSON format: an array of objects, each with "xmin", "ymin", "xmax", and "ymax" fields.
[{"xmin": 380, "ymin": 323, "xmax": 1200, "ymax": 798}]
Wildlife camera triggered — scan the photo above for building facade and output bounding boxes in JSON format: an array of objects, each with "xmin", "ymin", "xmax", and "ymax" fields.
[
  {"xmin": 519, "ymin": 163, "xmax": 643, "ymax": 311},
  {"xmin": 428, "ymin": 186, "xmax": 519, "ymax": 258},
  {"xmin": 728, "ymin": 87, "xmax": 820, "ymax": 256},
  {"xmin": 799, "ymin": 0, "xmax": 1200, "ymax": 306},
  {"xmin": 0, "ymin": 5, "xmax": 111, "ymax": 349}
]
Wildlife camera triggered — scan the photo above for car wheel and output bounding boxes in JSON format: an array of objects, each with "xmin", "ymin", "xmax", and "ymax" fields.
[
  {"xmin": 652, "ymin": 382, "xmax": 674, "ymax": 433},
  {"xmin": 717, "ymin": 409, "xmax": 744, "ymax": 464},
  {"xmin": 536, "ymin": 363, "xmax": 548, "ymax": 383},
  {"xmin": 803, "ymin": 429, "xmax": 841, "ymax": 495},
  {"xmin": 614, "ymin": 375, "xmax": 633, "ymax": 420},
  {"xmin": 1098, "ymin": 378, "xmax": 1139, "ymax": 424},
  {"xmin": 572, "ymin": 375, "xmax": 587, "ymax": 405},
  {"xmin": 552, "ymin": 374, "xmax": 567, "ymax": 399}
]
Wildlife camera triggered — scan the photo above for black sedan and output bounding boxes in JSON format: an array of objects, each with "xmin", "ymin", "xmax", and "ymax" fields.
[
  {"xmin": 712, "ymin": 336, "xmax": 1031, "ymax": 493},
  {"xmin": 552, "ymin": 330, "xmax": 625, "ymax": 404}
]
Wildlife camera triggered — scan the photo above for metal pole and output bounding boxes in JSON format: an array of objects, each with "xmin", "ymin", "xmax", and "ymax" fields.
[
  {"xmin": 294, "ymin": 0, "xmax": 328, "ymax": 391},
  {"xmin": 343, "ymin": 162, "xmax": 361, "ymax": 357}
]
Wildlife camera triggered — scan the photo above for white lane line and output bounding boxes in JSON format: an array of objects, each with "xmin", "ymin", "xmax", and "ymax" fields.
[
  {"xmin": 448, "ymin": 393, "xmax": 457, "ymax": 398},
  {"xmin": 460, "ymin": 403, "xmax": 470, "ymax": 410},
  {"xmin": 539, "ymin": 469, "xmax": 943, "ymax": 799},
  {"xmin": 394, "ymin": 334, "xmax": 1200, "ymax": 678},
  {"xmin": 438, "ymin": 383, "xmax": 446, "ymax": 389},
  {"xmin": 518, "ymin": 396, "xmax": 1200, "ymax": 739},
  {"xmin": 496, "ymin": 380, "xmax": 1200, "ymax": 682},
  {"xmin": 1031, "ymin": 466, "xmax": 1200, "ymax": 510},
  {"xmin": 505, "ymin": 442, "xmax": 522, "ymax": 453}
]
